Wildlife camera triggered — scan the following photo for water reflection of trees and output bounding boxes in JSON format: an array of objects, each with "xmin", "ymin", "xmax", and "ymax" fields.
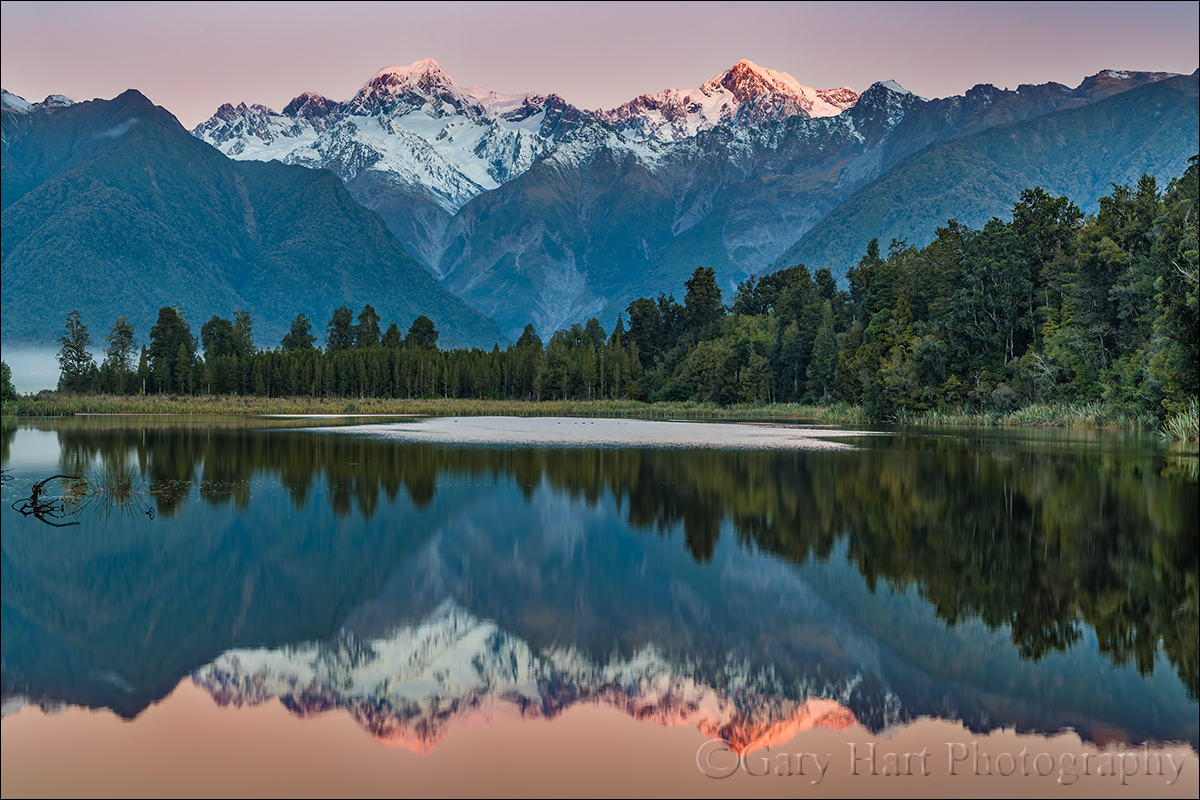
[{"xmin": 48, "ymin": 425, "xmax": 1200, "ymax": 696}]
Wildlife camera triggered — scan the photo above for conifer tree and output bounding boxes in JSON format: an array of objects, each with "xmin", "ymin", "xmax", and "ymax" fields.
[
  {"xmin": 355, "ymin": 304, "xmax": 381, "ymax": 349},
  {"xmin": 282, "ymin": 314, "xmax": 317, "ymax": 353},
  {"xmin": 103, "ymin": 316, "xmax": 137, "ymax": 394},
  {"xmin": 326, "ymin": 306, "xmax": 355, "ymax": 352},
  {"xmin": 405, "ymin": 315, "xmax": 439, "ymax": 350},
  {"xmin": 57, "ymin": 310, "xmax": 95, "ymax": 393}
]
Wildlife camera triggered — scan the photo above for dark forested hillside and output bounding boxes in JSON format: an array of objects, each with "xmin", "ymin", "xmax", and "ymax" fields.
[{"xmin": 1, "ymin": 90, "xmax": 503, "ymax": 348}]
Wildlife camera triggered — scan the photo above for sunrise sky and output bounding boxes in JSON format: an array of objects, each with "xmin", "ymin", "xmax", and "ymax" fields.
[{"xmin": 2, "ymin": 1, "xmax": 1198, "ymax": 128}]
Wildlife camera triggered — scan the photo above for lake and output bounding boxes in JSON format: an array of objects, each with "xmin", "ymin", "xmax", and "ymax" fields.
[{"xmin": 1, "ymin": 415, "xmax": 1196, "ymax": 797}]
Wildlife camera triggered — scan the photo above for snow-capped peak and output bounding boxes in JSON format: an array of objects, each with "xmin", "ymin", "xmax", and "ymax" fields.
[
  {"xmin": 373, "ymin": 57, "xmax": 450, "ymax": 85},
  {"xmin": 597, "ymin": 59, "xmax": 858, "ymax": 142},
  {"xmin": 352, "ymin": 58, "xmax": 468, "ymax": 112},
  {"xmin": 877, "ymin": 79, "xmax": 912, "ymax": 96},
  {"xmin": 1, "ymin": 88, "xmax": 33, "ymax": 113},
  {"xmin": 194, "ymin": 58, "xmax": 566, "ymax": 222},
  {"xmin": 701, "ymin": 59, "xmax": 805, "ymax": 101},
  {"xmin": 281, "ymin": 92, "xmax": 342, "ymax": 120},
  {"xmin": 2, "ymin": 90, "xmax": 75, "ymax": 116}
]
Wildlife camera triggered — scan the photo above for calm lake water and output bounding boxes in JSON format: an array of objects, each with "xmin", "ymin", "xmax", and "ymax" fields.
[{"xmin": 2, "ymin": 415, "xmax": 1196, "ymax": 797}]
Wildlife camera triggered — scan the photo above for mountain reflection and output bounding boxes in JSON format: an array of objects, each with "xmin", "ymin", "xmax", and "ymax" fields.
[
  {"xmin": 2, "ymin": 419, "xmax": 1197, "ymax": 750},
  {"xmin": 194, "ymin": 599, "xmax": 860, "ymax": 755}
]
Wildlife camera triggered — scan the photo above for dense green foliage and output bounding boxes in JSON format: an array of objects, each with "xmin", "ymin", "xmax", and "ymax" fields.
[
  {"xmin": 0, "ymin": 360, "xmax": 15, "ymax": 399},
  {"xmin": 29, "ymin": 164, "xmax": 1198, "ymax": 428}
]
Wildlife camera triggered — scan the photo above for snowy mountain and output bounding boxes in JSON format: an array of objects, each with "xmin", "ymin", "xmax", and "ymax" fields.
[
  {"xmin": 596, "ymin": 59, "xmax": 859, "ymax": 141},
  {"xmin": 186, "ymin": 62, "xmax": 1191, "ymax": 341},
  {"xmin": 1, "ymin": 89, "xmax": 73, "ymax": 115},
  {"xmin": 192, "ymin": 599, "xmax": 861, "ymax": 754},
  {"xmin": 194, "ymin": 58, "xmax": 591, "ymax": 268},
  {"xmin": 195, "ymin": 59, "xmax": 858, "ymax": 199},
  {"xmin": 195, "ymin": 59, "xmax": 582, "ymax": 215},
  {"xmin": 189, "ymin": 58, "xmax": 869, "ymax": 332}
]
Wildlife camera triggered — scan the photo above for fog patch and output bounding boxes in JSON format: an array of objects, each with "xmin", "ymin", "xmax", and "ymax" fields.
[
  {"xmin": 93, "ymin": 117, "xmax": 139, "ymax": 140},
  {"xmin": 0, "ymin": 345, "xmax": 104, "ymax": 394}
]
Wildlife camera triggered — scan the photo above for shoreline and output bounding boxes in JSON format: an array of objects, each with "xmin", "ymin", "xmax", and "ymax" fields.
[{"xmin": 3, "ymin": 394, "xmax": 1196, "ymax": 442}]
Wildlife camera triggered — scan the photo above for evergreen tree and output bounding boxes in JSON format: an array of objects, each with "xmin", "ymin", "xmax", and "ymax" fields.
[
  {"xmin": 847, "ymin": 238, "xmax": 883, "ymax": 320},
  {"xmin": 148, "ymin": 307, "xmax": 196, "ymax": 394},
  {"xmin": 583, "ymin": 317, "xmax": 607, "ymax": 347},
  {"xmin": 732, "ymin": 276, "xmax": 766, "ymax": 316},
  {"xmin": 232, "ymin": 311, "xmax": 255, "ymax": 357},
  {"xmin": 103, "ymin": 315, "xmax": 137, "ymax": 395},
  {"xmin": 814, "ymin": 267, "xmax": 837, "ymax": 301},
  {"xmin": 683, "ymin": 266, "xmax": 724, "ymax": 339},
  {"xmin": 355, "ymin": 304, "xmax": 381, "ymax": 349},
  {"xmin": 626, "ymin": 298, "xmax": 663, "ymax": 369},
  {"xmin": 405, "ymin": 315, "xmax": 439, "ymax": 350},
  {"xmin": 656, "ymin": 293, "xmax": 683, "ymax": 345},
  {"xmin": 57, "ymin": 310, "xmax": 95, "ymax": 393},
  {"xmin": 1148, "ymin": 156, "xmax": 1199, "ymax": 413},
  {"xmin": 382, "ymin": 321, "xmax": 403, "ymax": 349},
  {"xmin": 282, "ymin": 314, "xmax": 317, "ymax": 353},
  {"xmin": 136, "ymin": 347, "xmax": 150, "ymax": 395},
  {"xmin": 515, "ymin": 323, "xmax": 542, "ymax": 350},
  {"xmin": 326, "ymin": 306, "xmax": 355, "ymax": 352},
  {"xmin": 1, "ymin": 360, "xmax": 16, "ymax": 399},
  {"xmin": 201, "ymin": 316, "xmax": 236, "ymax": 358},
  {"xmin": 806, "ymin": 300, "xmax": 838, "ymax": 399}
]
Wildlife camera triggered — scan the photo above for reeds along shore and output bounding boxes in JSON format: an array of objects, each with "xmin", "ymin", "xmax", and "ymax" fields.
[{"xmin": 3, "ymin": 394, "xmax": 1197, "ymax": 442}]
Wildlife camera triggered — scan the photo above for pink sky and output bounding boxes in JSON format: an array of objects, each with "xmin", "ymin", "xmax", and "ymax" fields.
[{"xmin": 2, "ymin": 1, "xmax": 1197, "ymax": 129}]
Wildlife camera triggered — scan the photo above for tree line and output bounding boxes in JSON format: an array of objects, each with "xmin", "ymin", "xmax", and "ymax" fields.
[{"xmin": 30, "ymin": 158, "xmax": 1199, "ymax": 420}]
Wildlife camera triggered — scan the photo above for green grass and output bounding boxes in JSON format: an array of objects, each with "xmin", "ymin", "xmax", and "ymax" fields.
[
  {"xmin": 1160, "ymin": 397, "xmax": 1199, "ymax": 443},
  {"xmin": 3, "ymin": 393, "xmax": 1177, "ymax": 434},
  {"xmin": 2, "ymin": 393, "xmax": 851, "ymax": 421},
  {"xmin": 906, "ymin": 401, "xmax": 1160, "ymax": 431}
]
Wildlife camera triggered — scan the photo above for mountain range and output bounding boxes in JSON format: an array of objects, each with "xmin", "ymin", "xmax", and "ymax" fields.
[
  {"xmin": 2, "ymin": 59, "xmax": 1196, "ymax": 347},
  {"xmin": 194, "ymin": 60, "xmax": 1198, "ymax": 340},
  {"xmin": 1, "ymin": 87, "xmax": 502, "ymax": 347}
]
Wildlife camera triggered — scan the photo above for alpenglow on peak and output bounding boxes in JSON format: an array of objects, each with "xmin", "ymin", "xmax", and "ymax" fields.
[{"xmin": 596, "ymin": 58, "xmax": 859, "ymax": 141}]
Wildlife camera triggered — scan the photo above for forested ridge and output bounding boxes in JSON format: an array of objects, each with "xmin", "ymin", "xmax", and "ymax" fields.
[{"xmin": 9, "ymin": 159, "xmax": 1196, "ymax": 427}]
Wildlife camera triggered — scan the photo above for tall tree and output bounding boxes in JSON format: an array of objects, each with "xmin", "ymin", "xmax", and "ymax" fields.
[
  {"xmin": 626, "ymin": 297, "xmax": 663, "ymax": 369},
  {"xmin": 355, "ymin": 304, "xmax": 381, "ymax": 349},
  {"xmin": 806, "ymin": 300, "xmax": 838, "ymax": 399},
  {"xmin": 683, "ymin": 266, "xmax": 724, "ymax": 339},
  {"xmin": 103, "ymin": 315, "xmax": 137, "ymax": 394},
  {"xmin": 148, "ymin": 307, "xmax": 196, "ymax": 394},
  {"xmin": 232, "ymin": 311, "xmax": 255, "ymax": 357},
  {"xmin": 1148, "ymin": 156, "xmax": 1199, "ymax": 413},
  {"xmin": 326, "ymin": 306, "xmax": 355, "ymax": 352},
  {"xmin": 405, "ymin": 315, "xmax": 439, "ymax": 350},
  {"xmin": 0, "ymin": 360, "xmax": 15, "ymax": 399},
  {"xmin": 281, "ymin": 313, "xmax": 317, "ymax": 353},
  {"xmin": 381, "ymin": 321, "xmax": 403, "ymax": 349},
  {"xmin": 57, "ymin": 310, "xmax": 95, "ymax": 393},
  {"xmin": 201, "ymin": 315, "xmax": 236, "ymax": 359}
]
